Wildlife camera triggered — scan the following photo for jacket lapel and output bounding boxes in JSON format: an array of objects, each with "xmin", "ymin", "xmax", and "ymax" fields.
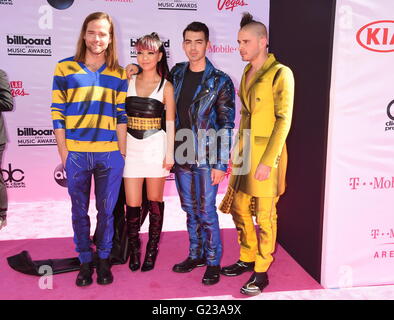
[
  {"xmin": 246, "ymin": 54, "xmax": 277, "ymax": 95},
  {"xmin": 240, "ymin": 64, "xmax": 251, "ymax": 112},
  {"xmin": 191, "ymin": 58, "xmax": 215, "ymax": 104},
  {"xmin": 174, "ymin": 63, "xmax": 188, "ymax": 104}
]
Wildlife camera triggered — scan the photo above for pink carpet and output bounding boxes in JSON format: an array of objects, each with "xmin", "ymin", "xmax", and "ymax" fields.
[{"xmin": 0, "ymin": 228, "xmax": 321, "ymax": 300}]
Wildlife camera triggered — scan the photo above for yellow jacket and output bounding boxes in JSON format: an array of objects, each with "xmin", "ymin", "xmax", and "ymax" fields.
[{"xmin": 229, "ymin": 54, "xmax": 294, "ymax": 197}]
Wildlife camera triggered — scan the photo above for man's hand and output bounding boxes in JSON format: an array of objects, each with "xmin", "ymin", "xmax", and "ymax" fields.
[
  {"xmin": 125, "ymin": 64, "xmax": 139, "ymax": 80},
  {"xmin": 211, "ymin": 168, "xmax": 226, "ymax": 185},
  {"xmin": 254, "ymin": 163, "xmax": 271, "ymax": 181},
  {"xmin": 60, "ymin": 149, "xmax": 69, "ymax": 167},
  {"xmin": 54, "ymin": 129, "xmax": 68, "ymax": 167}
]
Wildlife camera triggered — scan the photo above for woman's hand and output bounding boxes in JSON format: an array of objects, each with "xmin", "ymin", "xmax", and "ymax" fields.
[{"xmin": 163, "ymin": 155, "xmax": 174, "ymax": 171}]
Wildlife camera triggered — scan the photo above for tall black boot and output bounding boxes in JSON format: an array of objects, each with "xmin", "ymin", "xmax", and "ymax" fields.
[
  {"xmin": 141, "ymin": 201, "xmax": 164, "ymax": 272},
  {"xmin": 126, "ymin": 206, "xmax": 141, "ymax": 271},
  {"xmin": 110, "ymin": 180, "xmax": 129, "ymax": 265}
]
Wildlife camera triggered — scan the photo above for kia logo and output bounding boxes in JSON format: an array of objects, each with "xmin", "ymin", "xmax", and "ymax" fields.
[{"xmin": 356, "ymin": 20, "xmax": 394, "ymax": 53}]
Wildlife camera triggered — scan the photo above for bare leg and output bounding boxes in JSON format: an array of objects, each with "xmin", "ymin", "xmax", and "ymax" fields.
[
  {"xmin": 124, "ymin": 178, "xmax": 144, "ymax": 207},
  {"xmin": 146, "ymin": 177, "xmax": 166, "ymax": 201}
]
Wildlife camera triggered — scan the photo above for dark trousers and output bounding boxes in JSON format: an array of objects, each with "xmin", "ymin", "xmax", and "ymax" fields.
[
  {"xmin": 65, "ymin": 151, "xmax": 124, "ymax": 264},
  {"xmin": 174, "ymin": 164, "xmax": 222, "ymax": 266}
]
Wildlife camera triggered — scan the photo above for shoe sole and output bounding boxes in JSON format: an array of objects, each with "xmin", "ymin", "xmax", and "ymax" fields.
[
  {"xmin": 172, "ymin": 263, "xmax": 206, "ymax": 273},
  {"xmin": 202, "ymin": 278, "xmax": 220, "ymax": 286},
  {"xmin": 221, "ymin": 268, "xmax": 254, "ymax": 277},
  {"xmin": 240, "ymin": 282, "xmax": 268, "ymax": 296},
  {"xmin": 240, "ymin": 288, "xmax": 261, "ymax": 296},
  {"xmin": 97, "ymin": 278, "xmax": 113, "ymax": 285},
  {"xmin": 76, "ymin": 279, "xmax": 93, "ymax": 287}
]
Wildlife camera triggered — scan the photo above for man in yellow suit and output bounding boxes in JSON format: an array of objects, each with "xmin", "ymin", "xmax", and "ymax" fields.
[{"xmin": 219, "ymin": 12, "xmax": 294, "ymax": 296}]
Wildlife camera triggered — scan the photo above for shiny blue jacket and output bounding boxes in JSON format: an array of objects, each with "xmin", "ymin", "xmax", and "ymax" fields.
[{"xmin": 170, "ymin": 58, "xmax": 235, "ymax": 172}]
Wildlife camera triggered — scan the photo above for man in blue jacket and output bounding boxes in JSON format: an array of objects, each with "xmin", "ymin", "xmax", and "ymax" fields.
[{"xmin": 170, "ymin": 22, "xmax": 235, "ymax": 285}]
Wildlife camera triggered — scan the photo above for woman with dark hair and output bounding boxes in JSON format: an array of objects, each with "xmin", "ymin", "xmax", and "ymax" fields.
[{"xmin": 123, "ymin": 32, "xmax": 175, "ymax": 272}]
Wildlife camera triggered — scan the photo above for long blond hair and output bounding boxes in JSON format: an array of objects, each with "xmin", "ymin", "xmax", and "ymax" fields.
[{"xmin": 74, "ymin": 12, "xmax": 120, "ymax": 70}]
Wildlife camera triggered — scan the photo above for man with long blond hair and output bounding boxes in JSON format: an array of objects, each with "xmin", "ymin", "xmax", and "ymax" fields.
[{"xmin": 51, "ymin": 12, "xmax": 127, "ymax": 287}]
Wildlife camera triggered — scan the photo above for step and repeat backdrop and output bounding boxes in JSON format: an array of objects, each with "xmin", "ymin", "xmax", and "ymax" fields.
[
  {"xmin": 322, "ymin": 0, "xmax": 394, "ymax": 288},
  {"xmin": 2, "ymin": 0, "xmax": 392, "ymax": 289},
  {"xmin": 0, "ymin": 0, "xmax": 269, "ymax": 201}
]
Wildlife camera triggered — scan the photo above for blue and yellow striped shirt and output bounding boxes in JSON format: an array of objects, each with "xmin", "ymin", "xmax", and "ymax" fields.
[{"xmin": 51, "ymin": 56, "xmax": 128, "ymax": 152}]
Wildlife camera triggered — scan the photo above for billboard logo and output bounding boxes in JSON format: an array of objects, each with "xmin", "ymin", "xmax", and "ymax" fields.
[
  {"xmin": 17, "ymin": 127, "xmax": 57, "ymax": 146},
  {"xmin": 6, "ymin": 34, "xmax": 52, "ymax": 56},
  {"xmin": 157, "ymin": 1, "xmax": 197, "ymax": 11},
  {"xmin": 356, "ymin": 20, "xmax": 394, "ymax": 53},
  {"xmin": 217, "ymin": 0, "xmax": 248, "ymax": 11}
]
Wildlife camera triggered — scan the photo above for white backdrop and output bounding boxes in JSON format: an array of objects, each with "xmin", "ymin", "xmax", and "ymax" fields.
[
  {"xmin": 322, "ymin": 0, "xmax": 394, "ymax": 288},
  {"xmin": 0, "ymin": 0, "xmax": 270, "ymax": 202}
]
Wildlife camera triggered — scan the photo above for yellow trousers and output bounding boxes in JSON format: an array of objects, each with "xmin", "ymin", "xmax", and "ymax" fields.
[{"xmin": 230, "ymin": 191, "xmax": 279, "ymax": 273}]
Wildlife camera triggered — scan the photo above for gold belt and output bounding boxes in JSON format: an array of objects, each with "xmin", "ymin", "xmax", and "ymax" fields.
[{"xmin": 127, "ymin": 116, "xmax": 161, "ymax": 130}]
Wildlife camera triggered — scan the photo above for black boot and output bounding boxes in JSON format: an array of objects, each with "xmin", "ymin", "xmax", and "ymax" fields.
[
  {"xmin": 96, "ymin": 258, "xmax": 113, "ymax": 285},
  {"xmin": 126, "ymin": 206, "xmax": 142, "ymax": 271},
  {"xmin": 75, "ymin": 262, "xmax": 94, "ymax": 287},
  {"xmin": 141, "ymin": 201, "xmax": 164, "ymax": 272},
  {"xmin": 109, "ymin": 180, "xmax": 129, "ymax": 265}
]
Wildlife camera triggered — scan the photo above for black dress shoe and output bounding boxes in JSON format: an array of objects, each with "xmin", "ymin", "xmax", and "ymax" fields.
[
  {"xmin": 172, "ymin": 257, "xmax": 206, "ymax": 273},
  {"xmin": 221, "ymin": 260, "xmax": 255, "ymax": 276},
  {"xmin": 202, "ymin": 265, "xmax": 221, "ymax": 285},
  {"xmin": 75, "ymin": 262, "xmax": 93, "ymax": 287},
  {"xmin": 240, "ymin": 272, "xmax": 269, "ymax": 296},
  {"xmin": 96, "ymin": 258, "xmax": 113, "ymax": 285}
]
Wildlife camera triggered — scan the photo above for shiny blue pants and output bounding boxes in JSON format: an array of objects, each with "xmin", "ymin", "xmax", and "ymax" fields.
[
  {"xmin": 65, "ymin": 151, "xmax": 124, "ymax": 264},
  {"xmin": 174, "ymin": 164, "xmax": 222, "ymax": 266}
]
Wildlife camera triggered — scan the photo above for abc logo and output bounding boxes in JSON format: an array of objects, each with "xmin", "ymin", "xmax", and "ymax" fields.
[
  {"xmin": 47, "ymin": 0, "xmax": 74, "ymax": 10},
  {"xmin": 1, "ymin": 164, "xmax": 24, "ymax": 183},
  {"xmin": 54, "ymin": 163, "xmax": 67, "ymax": 187}
]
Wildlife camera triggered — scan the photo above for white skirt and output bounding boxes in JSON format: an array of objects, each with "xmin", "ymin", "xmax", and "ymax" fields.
[{"xmin": 123, "ymin": 130, "xmax": 170, "ymax": 178}]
